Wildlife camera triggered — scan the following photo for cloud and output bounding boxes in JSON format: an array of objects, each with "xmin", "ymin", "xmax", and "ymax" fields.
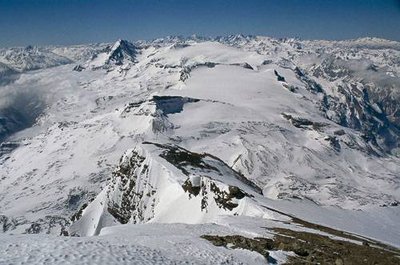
[{"xmin": 0, "ymin": 84, "xmax": 46, "ymax": 141}]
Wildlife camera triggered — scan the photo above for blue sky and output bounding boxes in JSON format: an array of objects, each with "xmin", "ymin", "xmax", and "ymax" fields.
[{"xmin": 0, "ymin": 0, "xmax": 399, "ymax": 47}]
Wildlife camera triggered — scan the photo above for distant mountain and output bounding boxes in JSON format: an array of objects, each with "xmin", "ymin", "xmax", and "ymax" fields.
[
  {"xmin": 0, "ymin": 45, "xmax": 72, "ymax": 72},
  {"xmin": 87, "ymin": 39, "xmax": 137, "ymax": 69}
]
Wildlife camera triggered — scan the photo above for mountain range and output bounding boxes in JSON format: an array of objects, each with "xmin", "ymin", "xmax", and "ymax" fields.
[{"xmin": 0, "ymin": 35, "xmax": 399, "ymax": 264}]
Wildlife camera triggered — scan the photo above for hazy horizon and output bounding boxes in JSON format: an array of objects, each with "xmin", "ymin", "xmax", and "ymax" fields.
[
  {"xmin": 1, "ymin": 33, "xmax": 400, "ymax": 49},
  {"xmin": 0, "ymin": 0, "xmax": 399, "ymax": 48}
]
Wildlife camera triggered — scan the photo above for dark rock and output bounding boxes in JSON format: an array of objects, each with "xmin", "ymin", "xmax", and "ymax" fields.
[
  {"xmin": 0, "ymin": 215, "xmax": 18, "ymax": 232},
  {"xmin": 274, "ymin": 70, "xmax": 286, "ymax": 82},
  {"xmin": 73, "ymin": 65, "xmax": 85, "ymax": 71},
  {"xmin": 201, "ymin": 235, "xmax": 272, "ymax": 258},
  {"xmin": 151, "ymin": 96, "xmax": 200, "ymax": 115},
  {"xmin": 262, "ymin": 60, "xmax": 273, "ymax": 65},
  {"xmin": 179, "ymin": 62, "xmax": 217, "ymax": 82},
  {"xmin": 107, "ymin": 40, "xmax": 137, "ymax": 65},
  {"xmin": 324, "ymin": 136, "xmax": 341, "ymax": 151},
  {"xmin": 182, "ymin": 178, "xmax": 201, "ymax": 197},
  {"xmin": 282, "ymin": 113, "xmax": 327, "ymax": 131},
  {"xmin": 334, "ymin": 129, "xmax": 346, "ymax": 136}
]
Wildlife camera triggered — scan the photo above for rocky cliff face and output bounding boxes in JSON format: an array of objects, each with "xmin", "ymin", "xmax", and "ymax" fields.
[{"xmin": 70, "ymin": 142, "xmax": 270, "ymax": 235}]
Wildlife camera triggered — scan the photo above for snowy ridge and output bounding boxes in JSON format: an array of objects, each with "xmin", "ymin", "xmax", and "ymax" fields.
[{"xmin": 70, "ymin": 142, "xmax": 278, "ymax": 236}]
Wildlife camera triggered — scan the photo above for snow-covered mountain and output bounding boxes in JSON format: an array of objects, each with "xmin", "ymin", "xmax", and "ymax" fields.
[
  {"xmin": 0, "ymin": 36, "xmax": 399, "ymax": 264},
  {"xmin": 0, "ymin": 45, "xmax": 72, "ymax": 72}
]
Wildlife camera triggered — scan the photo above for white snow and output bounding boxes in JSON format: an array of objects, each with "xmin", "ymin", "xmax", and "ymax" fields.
[
  {"xmin": 0, "ymin": 36, "xmax": 399, "ymax": 263},
  {"xmin": 0, "ymin": 222, "xmax": 271, "ymax": 265}
]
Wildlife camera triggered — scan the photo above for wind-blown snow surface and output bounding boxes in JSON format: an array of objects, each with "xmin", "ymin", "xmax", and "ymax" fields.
[
  {"xmin": 0, "ymin": 222, "xmax": 282, "ymax": 265},
  {"xmin": 0, "ymin": 36, "xmax": 399, "ymax": 263}
]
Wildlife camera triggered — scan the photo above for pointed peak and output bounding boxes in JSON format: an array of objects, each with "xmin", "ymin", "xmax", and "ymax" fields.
[
  {"xmin": 110, "ymin": 39, "xmax": 134, "ymax": 52},
  {"xmin": 106, "ymin": 39, "xmax": 137, "ymax": 65},
  {"xmin": 24, "ymin": 45, "xmax": 34, "ymax": 51},
  {"xmin": 112, "ymin": 39, "xmax": 130, "ymax": 47}
]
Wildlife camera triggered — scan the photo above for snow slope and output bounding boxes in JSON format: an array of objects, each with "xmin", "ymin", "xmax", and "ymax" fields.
[
  {"xmin": 0, "ymin": 36, "xmax": 399, "ymax": 263},
  {"xmin": 0, "ymin": 222, "xmax": 280, "ymax": 265}
]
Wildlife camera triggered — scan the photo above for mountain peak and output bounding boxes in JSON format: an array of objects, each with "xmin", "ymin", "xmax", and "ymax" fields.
[{"xmin": 106, "ymin": 39, "xmax": 137, "ymax": 65}]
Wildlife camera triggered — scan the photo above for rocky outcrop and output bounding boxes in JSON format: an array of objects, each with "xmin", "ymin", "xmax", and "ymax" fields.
[
  {"xmin": 179, "ymin": 62, "xmax": 217, "ymax": 82},
  {"xmin": 151, "ymin": 96, "xmax": 200, "ymax": 115},
  {"xmin": 274, "ymin": 69, "xmax": 286, "ymax": 82},
  {"xmin": 105, "ymin": 142, "xmax": 262, "ymax": 224},
  {"xmin": 281, "ymin": 113, "xmax": 327, "ymax": 131},
  {"xmin": 70, "ymin": 142, "xmax": 268, "ymax": 235},
  {"xmin": 72, "ymin": 64, "xmax": 85, "ymax": 71},
  {"xmin": 106, "ymin": 149, "xmax": 152, "ymax": 224}
]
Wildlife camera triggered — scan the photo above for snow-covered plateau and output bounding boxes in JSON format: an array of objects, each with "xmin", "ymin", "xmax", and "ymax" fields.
[{"xmin": 0, "ymin": 35, "xmax": 400, "ymax": 264}]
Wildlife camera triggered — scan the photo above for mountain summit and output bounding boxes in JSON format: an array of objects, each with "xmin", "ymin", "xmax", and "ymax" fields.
[
  {"xmin": 106, "ymin": 39, "xmax": 137, "ymax": 65},
  {"xmin": 86, "ymin": 39, "xmax": 137, "ymax": 69}
]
